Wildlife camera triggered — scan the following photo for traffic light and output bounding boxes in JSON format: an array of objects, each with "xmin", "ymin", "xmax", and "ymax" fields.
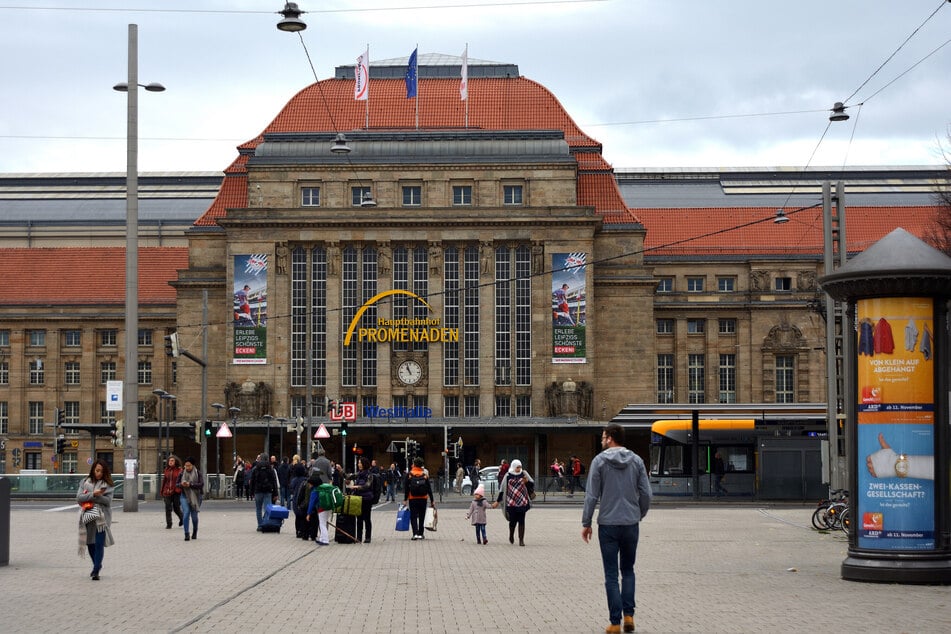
[
  {"xmin": 164, "ymin": 332, "xmax": 180, "ymax": 358},
  {"xmin": 340, "ymin": 421, "xmax": 348, "ymax": 437},
  {"xmin": 194, "ymin": 420, "xmax": 202, "ymax": 442},
  {"xmin": 109, "ymin": 422, "xmax": 118, "ymax": 446},
  {"xmin": 204, "ymin": 420, "xmax": 213, "ymax": 438},
  {"xmin": 56, "ymin": 435, "xmax": 66, "ymax": 454},
  {"xmin": 115, "ymin": 420, "xmax": 124, "ymax": 448},
  {"xmin": 56, "ymin": 407, "xmax": 65, "ymax": 427}
]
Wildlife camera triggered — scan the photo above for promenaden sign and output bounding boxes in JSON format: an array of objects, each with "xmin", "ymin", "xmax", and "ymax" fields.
[{"xmin": 343, "ymin": 289, "xmax": 459, "ymax": 346}]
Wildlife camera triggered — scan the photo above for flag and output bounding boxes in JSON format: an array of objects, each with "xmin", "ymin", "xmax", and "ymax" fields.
[
  {"xmin": 405, "ymin": 47, "xmax": 418, "ymax": 98},
  {"xmin": 460, "ymin": 45, "xmax": 468, "ymax": 101},
  {"xmin": 354, "ymin": 47, "xmax": 369, "ymax": 101}
]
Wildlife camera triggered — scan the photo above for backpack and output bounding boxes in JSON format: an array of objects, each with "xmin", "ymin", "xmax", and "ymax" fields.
[
  {"xmin": 294, "ymin": 481, "xmax": 314, "ymax": 514},
  {"xmin": 408, "ymin": 473, "xmax": 429, "ymax": 496},
  {"xmin": 317, "ymin": 483, "xmax": 344, "ymax": 512},
  {"xmin": 369, "ymin": 472, "xmax": 383, "ymax": 504}
]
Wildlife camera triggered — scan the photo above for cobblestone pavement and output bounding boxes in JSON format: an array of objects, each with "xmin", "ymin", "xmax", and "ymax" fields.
[{"xmin": 1, "ymin": 501, "xmax": 948, "ymax": 633}]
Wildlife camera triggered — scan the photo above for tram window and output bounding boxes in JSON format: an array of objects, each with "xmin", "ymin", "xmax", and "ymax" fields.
[
  {"xmin": 718, "ymin": 446, "xmax": 752, "ymax": 472},
  {"xmin": 649, "ymin": 445, "xmax": 661, "ymax": 475},
  {"xmin": 664, "ymin": 445, "xmax": 684, "ymax": 475}
]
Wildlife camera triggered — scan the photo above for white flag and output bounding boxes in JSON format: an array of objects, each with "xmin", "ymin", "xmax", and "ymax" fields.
[
  {"xmin": 355, "ymin": 47, "xmax": 369, "ymax": 101},
  {"xmin": 460, "ymin": 45, "xmax": 468, "ymax": 101}
]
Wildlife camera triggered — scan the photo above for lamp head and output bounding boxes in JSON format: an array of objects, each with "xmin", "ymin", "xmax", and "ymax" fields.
[
  {"xmin": 829, "ymin": 102, "xmax": 849, "ymax": 122},
  {"xmin": 277, "ymin": 2, "xmax": 307, "ymax": 32},
  {"xmin": 360, "ymin": 193, "xmax": 377, "ymax": 208},
  {"xmin": 331, "ymin": 132, "xmax": 352, "ymax": 154},
  {"xmin": 774, "ymin": 208, "xmax": 790, "ymax": 224}
]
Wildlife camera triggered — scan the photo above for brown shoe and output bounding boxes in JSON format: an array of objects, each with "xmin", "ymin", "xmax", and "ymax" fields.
[
  {"xmin": 605, "ymin": 625, "xmax": 621, "ymax": 634},
  {"xmin": 623, "ymin": 615, "xmax": 635, "ymax": 632}
]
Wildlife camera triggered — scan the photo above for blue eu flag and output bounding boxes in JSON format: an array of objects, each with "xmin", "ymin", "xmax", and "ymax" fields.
[{"xmin": 405, "ymin": 48, "xmax": 418, "ymax": 98}]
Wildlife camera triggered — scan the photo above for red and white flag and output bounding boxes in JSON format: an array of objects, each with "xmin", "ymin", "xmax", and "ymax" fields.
[
  {"xmin": 355, "ymin": 46, "xmax": 369, "ymax": 101},
  {"xmin": 460, "ymin": 45, "xmax": 468, "ymax": 101}
]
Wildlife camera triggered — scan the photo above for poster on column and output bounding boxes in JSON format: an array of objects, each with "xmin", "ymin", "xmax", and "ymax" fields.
[
  {"xmin": 856, "ymin": 297, "xmax": 935, "ymax": 550},
  {"xmin": 551, "ymin": 252, "xmax": 587, "ymax": 363},
  {"xmin": 233, "ymin": 254, "xmax": 268, "ymax": 365}
]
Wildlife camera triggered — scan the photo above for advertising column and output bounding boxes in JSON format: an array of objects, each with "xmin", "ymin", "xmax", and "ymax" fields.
[{"xmin": 855, "ymin": 297, "xmax": 935, "ymax": 550}]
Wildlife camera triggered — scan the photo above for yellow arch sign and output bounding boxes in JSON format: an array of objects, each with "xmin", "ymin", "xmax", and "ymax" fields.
[{"xmin": 343, "ymin": 289, "xmax": 434, "ymax": 346}]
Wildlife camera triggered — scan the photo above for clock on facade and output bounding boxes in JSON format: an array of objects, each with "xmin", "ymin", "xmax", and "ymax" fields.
[{"xmin": 397, "ymin": 360, "xmax": 423, "ymax": 385}]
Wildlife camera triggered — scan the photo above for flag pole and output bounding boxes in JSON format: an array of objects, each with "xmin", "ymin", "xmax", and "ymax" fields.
[
  {"xmin": 415, "ymin": 43, "xmax": 419, "ymax": 130},
  {"xmin": 364, "ymin": 43, "xmax": 369, "ymax": 129},
  {"xmin": 463, "ymin": 43, "xmax": 469, "ymax": 128}
]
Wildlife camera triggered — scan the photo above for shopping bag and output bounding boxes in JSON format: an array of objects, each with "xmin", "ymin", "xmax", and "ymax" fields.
[
  {"xmin": 424, "ymin": 506, "xmax": 438, "ymax": 532},
  {"xmin": 395, "ymin": 504, "xmax": 410, "ymax": 531}
]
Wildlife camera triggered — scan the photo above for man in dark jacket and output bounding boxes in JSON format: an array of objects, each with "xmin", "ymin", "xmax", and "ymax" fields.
[{"xmin": 250, "ymin": 453, "xmax": 279, "ymax": 530}]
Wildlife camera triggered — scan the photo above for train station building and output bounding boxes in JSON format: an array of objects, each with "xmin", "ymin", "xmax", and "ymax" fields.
[{"xmin": 1, "ymin": 54, "xmax": 947, "ymax": 493}]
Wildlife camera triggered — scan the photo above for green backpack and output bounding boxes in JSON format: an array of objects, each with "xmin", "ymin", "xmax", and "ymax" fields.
[{"xmin": 317, "ymin": 483, "xmax": 344, "ymax": 512}]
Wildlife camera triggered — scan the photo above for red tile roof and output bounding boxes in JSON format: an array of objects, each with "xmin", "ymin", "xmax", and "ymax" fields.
[
  {"xmin": 636, "ymin": 206, "xmax": 939, "ymax": 257},
  {"xmin": 195, "ymin": 77, "xmax": 637, "ymax": 226},
  {"xmin": 4, "ymin": 247, "xmax": 186, "ymax": 304}
]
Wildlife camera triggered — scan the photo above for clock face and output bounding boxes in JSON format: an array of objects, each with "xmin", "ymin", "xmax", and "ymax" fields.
[{"xmin": 397, "ymin": 360, "xmax": 422, "ymax": 385}]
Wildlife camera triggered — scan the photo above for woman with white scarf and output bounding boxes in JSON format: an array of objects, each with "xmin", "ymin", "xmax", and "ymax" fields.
[
  {"xmin": 178, "ymin": 456, "xmax": 204, "ymax": 541},
  {"xmin": 76, "ymin": 459, "xmax": 114, "ymax": 580},
  {"xmin": 491, "ymin": 459, "xmax": 535, "ymax": 546}
]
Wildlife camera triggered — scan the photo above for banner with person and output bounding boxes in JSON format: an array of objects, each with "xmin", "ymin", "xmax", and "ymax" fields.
[
  {"xmin": 233, "ymin": 254, "xmax": 268, "ymax": 365},
  {"xmin": 551, "ymin": 252, "xmax": 586, "ymax": 363}
]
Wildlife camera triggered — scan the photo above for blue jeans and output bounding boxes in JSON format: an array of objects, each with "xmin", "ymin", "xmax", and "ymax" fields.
[
  {"xmin": 598, "ymin": 523, "xmax": 639, "ymax": 625},
  {"xmin": 86, "ymin": 529, "xmax": 105, "ymax": 573},
  {"xmin": 254, "ymin": 492, "xmax": 271, "ymax": 527},
  {"xmin": 181, "ymin": 494, "xmax": 199, "ymax": 535}
]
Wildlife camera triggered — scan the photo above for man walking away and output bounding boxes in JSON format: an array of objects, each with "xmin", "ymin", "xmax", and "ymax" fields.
[
  {"xmin": 712, "ymin": 451, "xmax": 728, "ymax": 497},
  {"xmin": 250, "ymin": 454, "xmax": 279, "ymax": 531},
  {"xmin": 581, "ymin": 424, "xmax": 651, "ymax": 634}
]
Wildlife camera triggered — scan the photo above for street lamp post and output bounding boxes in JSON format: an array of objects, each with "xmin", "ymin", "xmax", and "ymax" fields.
[
  {"xmin": 229, "ymin": 406, "xmax": 241, "ymax": 466},
  {"xmin": 114, "ymin": 23, "xmax": 164, "ymax": 512},
  {"xmin": 263, "ymin": 414, "xmax": 273, "ymax": 457},
  {"xmin": 212, "ymin": 403, "xmax": 225, "ymax": 474},
  {"xmin": 276, "ymin": 417, "xmax": 287, "ymax": 459}
]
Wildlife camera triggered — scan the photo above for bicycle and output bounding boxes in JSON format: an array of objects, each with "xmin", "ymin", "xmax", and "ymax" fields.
[{"xmin": 811, "ymin": 489, "xmax": 849, "ymax": 531}]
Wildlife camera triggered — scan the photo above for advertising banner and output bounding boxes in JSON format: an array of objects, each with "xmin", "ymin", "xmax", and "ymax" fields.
[
  {"xmin": 856, "ymin": 297, "xmax": 935, "ymax": 550},
  {"xmin": 233, "ymin": 254, "xmax": 268, "ymax": 365},
  {"xmin": 551, "ymin": 252, "xmax": 587, "ymax": 363}
]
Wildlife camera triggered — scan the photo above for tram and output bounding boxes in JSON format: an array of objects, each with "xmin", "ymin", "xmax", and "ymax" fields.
[{"xmin": 647, "ymin": 404, "xmax": 828, "ymax": 500}]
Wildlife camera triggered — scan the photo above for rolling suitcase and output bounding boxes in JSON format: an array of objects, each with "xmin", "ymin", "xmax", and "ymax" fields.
[
  {"xmin": 334, "ymin": 512, "xmax": 358, "ymax": 544},
  {"xmin": 261, "ymin": 503, "xmax": 288, "ymax": 533}
]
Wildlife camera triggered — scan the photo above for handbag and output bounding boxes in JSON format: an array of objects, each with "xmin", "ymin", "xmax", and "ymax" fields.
[
  {"xmin": 79, "ymin": 501, "xmax": 94, "ymax": 511},
  {"xmin": 424, "ymin": 506, "xmax": 438, "ymax": 531},
  {"xmin": 81, "ymin": 504, "xmax": 102, "ymax": 525},
  {"xmin": 395, "ymin": 505, "xmax": 410, "ymax": 531}
]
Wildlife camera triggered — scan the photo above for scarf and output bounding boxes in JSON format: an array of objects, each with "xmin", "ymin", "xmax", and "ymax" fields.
[
  {"xmin": 180, "ymin": 466, "xmax": 202, "ymax": 510},
  {"xmin": 505, "ymin": 472, "xmax": 531, "ymax": 509}
]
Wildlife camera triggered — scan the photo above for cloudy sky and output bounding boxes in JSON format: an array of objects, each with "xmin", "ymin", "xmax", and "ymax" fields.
[{"xmin": 1, "ymin": 0, "xmax": 949, "ymax": 174}]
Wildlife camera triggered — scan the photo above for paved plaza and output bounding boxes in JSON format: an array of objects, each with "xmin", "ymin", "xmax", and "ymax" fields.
[{"xmin": 1, "ymin": 499, "xmax": 948, "ymax": 633}]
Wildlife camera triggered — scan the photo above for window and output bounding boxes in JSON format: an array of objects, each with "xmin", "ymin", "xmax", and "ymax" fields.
[
  {"xmin": 0, "ymin": 330, "xmax": 8, "ymax": 346},
  {"xmin": 65, "ymin": 361, "xmax": 80, "ymax": 385},
  {"xmin": 718, "ymin": 318, "xmax": 736, "ymax": 334},
  {"xmin": 688, "ymin": 354, "xmax": 705, "ymax": 404},
  {"xmin": 28, "ymin": 330, "xmax": 46, "ymax": 347},
  {"xmin": 719, "ymin": 354, "xmax": 736, "ymax": 403},
  {"xmin": 717, "ymin": 277, "xmax": 735, "ymax": 292},
  {"xmin": 452, "ymin": 185, "xmax": 472, "ymax": 206},
  {"xmin": 64, "ymin": 330, "xmax": 82, "ymax": 347},
  {"xmin": 138, "ymin": 329, "xmax": 152, "ymax": 346},
  {"xmin": 444, "ymin": 395, "xmax": 459, "ymax": 418},
  {"xmin": 464, "ymin": 395, "xmax": 480, "ymax": 417},
  {"xmin": 100, "ymin": 361, "xmax": 117, "ymax": 384},
  {"xmin": 687, "ymin": 277, "xmax": 704, "ymax": 292},
  {"xmin": 351, "ymin": 186, "xmax": 372, "ymax": 206},
  {"xmin": 29, "ymin": 359, "xmax": 44, "ymax": 385},
  {"xmin": 687, "ymin": 319, "xmax": 705, "ymax": 334},
  {"xmin": 774, "ymin": 277, "xmax": 792, "ymax": 292},
  {"xmin": 29, "ymin": 401, "xmax": 44, "ymax": 434},
  {"xmin": 495, "ymin": 395, "xmax": 511, "ymax": 417},
  {"xmin": 64, "ymin": 401, "xmax": 80, "ymax": 424},
  {"xmin": 301, "ymin": 186, "xmax": 320, "ymax": 206},
  {"xmin": 656, "ymin": 278, "xmax": 673, "ymax": 293},
  {"xmin": 138, "ymin": 360, "xmax": 152, "ymax": 385},
  {"xmin": 401, "ymin": 185, "xmax": 422, "ymax": 206},
  {"xmin": 657, "ymin": 354, "xmax": 674, "ymax": 403},
  {"xmin": 0, "ymin": 401, "xmax": 7, "ymax": 434},
  {"xmin": 99, "ymin": 402, "xmax": 117, "ymax": 425},
  {"xmin": 776, "ymin": 355, "xmax": 795, "ymax": 403},
  {"xmin": 656, "ymin": 319, "xmax": 674, "ymax": 334},
  {"xmin": 515, "ymin": 395, "xmax": 531, "ymax": 417},
  {"xmin": 100, "ymin": 330, "xmax": 117, "ymax": 347},
  {"xmin": 0, "ymin": 361, "xmax": 7, "ymax": 385},
  {"xmin": 503, "ymin": 184, "xmax": 523, "ymax": 205}
]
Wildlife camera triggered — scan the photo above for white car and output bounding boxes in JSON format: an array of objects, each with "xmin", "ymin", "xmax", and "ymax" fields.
[{"xmin": 460, "ymin": 466, "xmax": 500, "ymax": 497}]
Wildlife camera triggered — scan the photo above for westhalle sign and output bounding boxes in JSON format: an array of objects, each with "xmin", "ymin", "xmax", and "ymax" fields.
[{"xmin": 343, "ymin": 290, "xmax": 459, "ymax": 346}]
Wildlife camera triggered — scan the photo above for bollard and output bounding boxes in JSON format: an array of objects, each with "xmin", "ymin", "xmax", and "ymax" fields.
[{"xmin": 0, "ymin": 477, "xmax": 10, "ymax": 566}]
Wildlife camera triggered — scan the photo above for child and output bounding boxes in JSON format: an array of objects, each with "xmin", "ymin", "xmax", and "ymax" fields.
[{"xmin": 466, "ymin": 483, "xmax": 490, "ymax": 544}]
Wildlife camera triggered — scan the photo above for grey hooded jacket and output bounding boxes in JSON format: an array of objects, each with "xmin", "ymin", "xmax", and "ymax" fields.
[{"xmin": 581, "ymin": 446, "xmax": 651, "ymax": 527}]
